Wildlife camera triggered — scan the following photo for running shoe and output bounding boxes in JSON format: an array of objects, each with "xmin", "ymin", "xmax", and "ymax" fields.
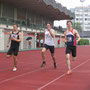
[
  {"xmin": 41, "ymin": 61, "xmax": 46, "ymax": 67},
  {"xmin": 13, "ymin": 67, "xmax": 17, "ymax": 71},
  {"xmin": 67, "ymin": 70, "xmax": 72, "ymax": 75}
]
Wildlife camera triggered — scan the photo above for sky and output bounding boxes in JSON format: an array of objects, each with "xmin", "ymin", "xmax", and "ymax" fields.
[
  {"xmin": 54, "ymin": 0, "xmax": 90, "ymax": 28},
  {"xmin": 55, "ymin": 0, "xmax": 90, "ymax": 9}
]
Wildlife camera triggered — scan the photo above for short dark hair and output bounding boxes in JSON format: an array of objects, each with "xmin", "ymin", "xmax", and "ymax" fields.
[
  {"xmin": 67, "ymin": 20, "xmax": 73, "ymax": 25},
  {"xmin": 13, "ymin": 24, "xmax": 18, "ymax": 27},
  {"xmin": 47, "ymin": 22, "xmax": 52, "ymax": 26}
]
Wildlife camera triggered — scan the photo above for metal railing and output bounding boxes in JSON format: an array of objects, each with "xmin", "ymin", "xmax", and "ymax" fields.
[
  {"xmin": 0, "ymin": 16, "xmax": 46, "ymax": 30},
  {"xmin": 0, "ymin": 16, "xmax": 63, "ymax": 33}
]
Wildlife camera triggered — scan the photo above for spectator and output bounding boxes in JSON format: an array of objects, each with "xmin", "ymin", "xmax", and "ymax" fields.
[
  {"xmin": 36, "ymin": 39, "xmax": 39, "ymax": 48},
  {"xmin": 40, "ymin": 39, "xmax": 43, "ymax": 47},
  {"xmin": 28, "ymin": 40, "xmax": 32, "ymax": 48},
  {"xmin": 58, "ymin": 38, "xmax": 60, "ymax": 47}
]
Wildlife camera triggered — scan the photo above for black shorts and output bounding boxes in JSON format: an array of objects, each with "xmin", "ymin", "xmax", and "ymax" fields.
[
  {"xmin": 66, "ymin": 46, "xmax": 76, "ymax": 57},
  {"xmin": 44, "ymin": 44, "xmax": 55, "ymax": 54},
  {"xmin": 7, "ymin": 46, "xmax": 19, "ymax": 56}
]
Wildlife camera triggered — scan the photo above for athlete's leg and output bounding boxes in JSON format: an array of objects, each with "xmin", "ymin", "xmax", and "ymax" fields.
[
  {"xmin": 42, "ymin": 48, "xmax": 46, "ymax": 62},
  {"xmin": 72, "ymin": 46, "xmax": 76, "ymax": 61},
  {"xmin": 41, "ymin": 47, "xmax": 47, "ymax": 67},
  {"xmin": 66, "ymin": 54, "xmax": 71, "ymax": 70},
  {"xmin": 12, "ymin": 55, "xmax": 17, "ymax": 71},
  {"xmin": 7, "ymin": 55, "xmax": 11, "ymax": 58},
  {"xmin": 7, "ymin": 47, "xmax": 13, "ymax": 58},
  {"xmin": 66, "ymin": 53, "xmax": 72, "ymax": 74},
  {"xmin": 49, "ymin": 46, "xmax": 55, "ymax": 62},
  {"xmin": 72, "ymin": 57, "xmax": 76, "ymax": 61},
  {"xmin": 51, "ymin": 53, "xmax": 56, "ymax": 68},
  {"xmin": 49, "ymin": 46, "xmax": 56, "ymax": 68},
  {"xmin": 12, "ymin": 47, "xmax": 19, "ymax": 71},
  {"xmin": 13, "ymin": 55, "xmax": 17, "ymax": 68},
  {"xmin": 51, "ymin": 53, "xmax": 56, "ymax": 63}
]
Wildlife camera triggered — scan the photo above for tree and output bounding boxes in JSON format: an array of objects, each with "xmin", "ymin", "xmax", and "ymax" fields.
[{"xmin": 73, "ymin": 22, "xmax": 82, "ymax": 32}]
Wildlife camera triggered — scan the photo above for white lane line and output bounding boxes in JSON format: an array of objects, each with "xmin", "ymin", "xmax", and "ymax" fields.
[
  {"xmin": 37, "ymin": 59, "xmax": 90, "ymax": 90},
  {"xmin": 0, "ymin": 59, "xmax": 65, "ymax": 84},
  {"xmin": 0, "ymin": 60, "xmax": 41, "ymax": 71}
]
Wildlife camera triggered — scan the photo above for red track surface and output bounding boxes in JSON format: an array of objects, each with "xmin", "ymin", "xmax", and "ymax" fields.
[{"xmin": 0, "ymin": 46, "xmax": 90, "ymax": 90}]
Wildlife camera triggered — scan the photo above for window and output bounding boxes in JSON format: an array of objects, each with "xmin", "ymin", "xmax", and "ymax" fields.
[
  {"xmin": 88, "ymin": 18, "xmax": 90, "ymax": 21},
  {"xmin": 85, "ymin": 18, "xmax": 87, "ymax": 21},
  {"xmin": 76, "ymin": 18, "xmax": 78, "ymax": 20},
  {"xmin": 88, "ymin": 23, "xmax": 90, "ymax": 25},
  {"xmin": 84, "ymin": 10, "xmax": 88, "ymax": 12},
  {"xmin": 85, "ymin": 14, "xmax": 88, "ymax": 16},
  {"xmin": 85, "ymin": 27, "xmax": 90, "ymax": 29},
  {"xmin": 76, "ymin": 14, "xmax": 79, "ymax": 16}
]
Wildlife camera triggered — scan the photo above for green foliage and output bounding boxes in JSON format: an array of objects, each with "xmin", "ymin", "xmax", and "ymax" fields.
[
  {"xmin": 73, "ymin": 22, "xmax": 82, "ymax": 31},
  {"xmin": 78, "ymin": 39, "xmax": 89, "ymax": 45}
]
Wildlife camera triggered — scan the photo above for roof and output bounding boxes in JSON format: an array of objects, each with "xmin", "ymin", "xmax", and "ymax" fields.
[{"xmin": 0, "ymin": 0, "xmax": 75, "ymax": 20}]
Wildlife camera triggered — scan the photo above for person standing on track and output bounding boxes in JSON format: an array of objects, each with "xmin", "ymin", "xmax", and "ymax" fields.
[
  {"xmin": 7, "ymin": 24, "xmax": 22, "ymax": 71},
  {"xmin": 58, "ymin": 38, "xmax": 60, "ymax": 47},
  {"xmin": 63, "ymin": 20, "xmax": 81, "ymax": 74},
  {"xmin": 41, "ymin": 23, "xmax": 56, "ymax": 69}
]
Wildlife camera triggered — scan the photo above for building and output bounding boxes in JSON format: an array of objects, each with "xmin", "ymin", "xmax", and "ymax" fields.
[
  {"xmin": 0, "ymin": 0, "xmax": 74, "ymax": 51},
  {"xmin": 70, "ymin": 6, "xmax": 90, "ymax": 31}
]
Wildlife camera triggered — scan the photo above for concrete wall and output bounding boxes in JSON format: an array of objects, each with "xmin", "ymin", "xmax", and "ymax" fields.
[
  {"xmin": 4, "ymin": 33, "xmax": 9, "ymax": 50},
  {"xmin": 0, "ymin": 28, "xmax": 65, "ymax": 51},
  {"xmin": 0, "ymin": 28, "xmax": 4, "ymax": 50}
]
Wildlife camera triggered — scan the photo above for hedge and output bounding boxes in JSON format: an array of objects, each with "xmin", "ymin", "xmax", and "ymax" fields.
[{"xmin": 78, "ymin": 39, "xmax": 89, "ymax": 45}]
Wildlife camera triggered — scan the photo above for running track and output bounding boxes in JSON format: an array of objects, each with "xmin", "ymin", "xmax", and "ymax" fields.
[{"xmin": 0, "ymin": 46, "xmax": 90, "ymax": 90}]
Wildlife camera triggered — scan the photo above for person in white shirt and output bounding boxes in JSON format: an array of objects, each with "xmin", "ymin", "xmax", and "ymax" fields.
[
  {"xmin": 40, "ymin": 39, "xmax": 43, "ymax": 47},
  {"xmin": 41, "ymin": 23, "xmax": 56, "ymax": 69}
]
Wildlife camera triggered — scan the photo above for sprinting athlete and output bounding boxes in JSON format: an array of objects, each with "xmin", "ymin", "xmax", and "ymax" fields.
[
  {"xmin": 41, "ymin": 23, "xmax": 56, "ymax": 69},
  {"xmin": 64, "ymin": 20, "xmax": 81, "ymax": 74},
  {"xmin": 7, "ymin": 24, "xmax": 22, "ymax": 71}
]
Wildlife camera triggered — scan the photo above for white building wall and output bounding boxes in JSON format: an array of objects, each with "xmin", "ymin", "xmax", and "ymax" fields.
[
  {"xmin": 0, "ymin": 28, "xmax": 4, "ymax": 50},
  {"xmin": 75, "ymin": 6, "xmax": 90, "ymax": 31}
]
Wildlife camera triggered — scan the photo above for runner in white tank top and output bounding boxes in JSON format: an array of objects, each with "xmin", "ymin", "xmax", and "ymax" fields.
[
  {"xmin": 41, "ymin": 23, "xmax": 56, "ymax": 69},
  {"xmin": 44, "ymin": 29, "xmax": 54, "ymax": 46}
]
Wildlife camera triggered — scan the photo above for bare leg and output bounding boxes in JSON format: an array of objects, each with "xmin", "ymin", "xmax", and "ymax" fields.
[
  {"xmin": 66, "ymin": 54, "xmax": 71, "ymax": 70},
  {"xmin": 72, "ymin": 57, "xmax": 76, "ymax": 61},
  {"xmin": 41, "ymin": 48, "xmax": 46, "ymax": 67},
  {"xmin": 13, "ymin": 55, "xmax": 17, "ymax": 68},
  {"xmin": 51, "ymin": 53, "xmax": 56, "ymax": 63},
  {"xmin": 7, "ymin": 55, "xmax": 11, "ymax": 58},
  {"xmin": 51, "ymin": 53, "xmax": 56, "ymax": 68},
  {"xmin": 42, "ymin": 48, "xmax": 46, "ymax": 61}
]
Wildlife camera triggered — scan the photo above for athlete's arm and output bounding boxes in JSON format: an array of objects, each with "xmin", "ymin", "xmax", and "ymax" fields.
[
  {"xmin": 49, "ymin": 29, "xmax": 55, "ymax": 38},
  {"xmin": 75, "ymin": 30, "xmax": 81, "ymax": 42},
  {"xmin": 63, "ymin": 31, "xmax": 67, "ymax": 43},
  {"xmin": 7, "ymin": 32, "xmax": 11, "ymax": 47},
  {"xmin": 43, "ymin": 32, "xmax": 45, "ymax": 44},
  {"xmin": 11, "ymin": 32, "xmax": 22, "ymax": 42}
]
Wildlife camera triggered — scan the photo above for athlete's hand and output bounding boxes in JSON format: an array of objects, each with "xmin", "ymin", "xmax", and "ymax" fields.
[
  {"xmin": 76, "ymin": 40, "xmax": 79, "ymax": 43},
  {"xmin": 11, "ymin": 37, "xmax": 16, "ymax": 41},
  {"xmin": 7, "ymin": 44, "xmax": 9, "ymax": 48},
  {"xmin": 62, "ymin": 38, "xmax": 67, "ymax": 43}
]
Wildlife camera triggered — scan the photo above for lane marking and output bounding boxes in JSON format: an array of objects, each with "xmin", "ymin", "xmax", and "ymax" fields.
[{"xmin": 37, "ymin": 59, "xmax": 90, "ymax": 90}]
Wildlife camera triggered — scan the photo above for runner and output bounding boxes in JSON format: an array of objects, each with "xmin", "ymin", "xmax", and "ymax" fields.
[
  {"xmin": 64, "ymin": 20, "xmax": 81, "ymax": 74},
  {"xmin": 7, "ymin": 24, "xmax": 22, "ymax": 71},
  {"xmin": 41, "ymin": 23, "xmax": 56, "ymax": 69}
]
